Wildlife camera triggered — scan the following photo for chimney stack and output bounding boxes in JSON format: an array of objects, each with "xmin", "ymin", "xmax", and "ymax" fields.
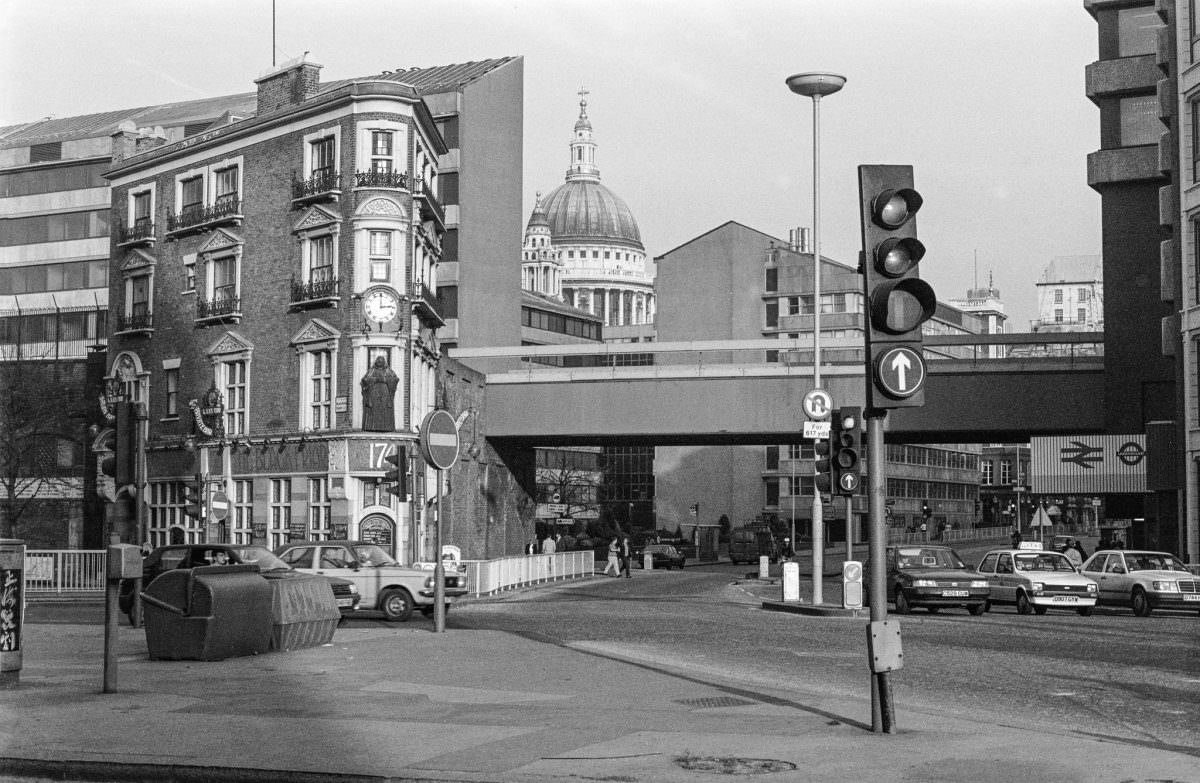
[{"xmin": 255, "ymin": 55, "xmax": 322, "ymax": 116}]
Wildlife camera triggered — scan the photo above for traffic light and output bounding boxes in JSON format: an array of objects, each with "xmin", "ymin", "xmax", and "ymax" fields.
[
  {"xmin": 858, "ymin": 164, "xmax": 936, "ymax": 409},
  {"xmin": 113, "ymin": 401, "xmax": 136, "ymax": 486},
  {"xmin": 832, "ymin": 406, "xmax": 861, "ymax": 496},
  {"xmin": 182, "ymin": 475, "xmax": 205, "ymax": 519},
  {"xmin": 814, "ymin": 438, "xmax": 832, "ymax": 495},
  {"xmin": 383, "ymin": 448, "xmax": 408, "ymax": 499}
]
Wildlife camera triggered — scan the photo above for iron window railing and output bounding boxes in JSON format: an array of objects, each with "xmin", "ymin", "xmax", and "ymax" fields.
[
  {"xmin": 355, "ymin": 170, "xmax": 408, "ymax": 189},
  {"xmin": 167, "ymin": 198, "xmax": 242, "ymax": 232},
  {"xmin": 292, "ymin": 169, "xmax": 341, "ymax": 200}
]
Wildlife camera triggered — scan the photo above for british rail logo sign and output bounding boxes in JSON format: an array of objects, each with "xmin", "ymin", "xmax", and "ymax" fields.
[{"xmin": 1030, "ymin": 435, "xmax": 1146, "ymax": 493}]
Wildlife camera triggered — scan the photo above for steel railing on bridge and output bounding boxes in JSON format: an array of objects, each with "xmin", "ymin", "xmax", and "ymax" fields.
[{"xmin": 24, "ymin": 550, "xmax": 108, "ymax": 594}]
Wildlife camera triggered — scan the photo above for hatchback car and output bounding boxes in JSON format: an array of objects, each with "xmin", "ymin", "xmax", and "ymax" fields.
[
  {"xmin": 275, "ymin": 540, "xmax": 468, "ymax": 621},
  {"xmin": 119, "ymin": 544, "xmax": 359, "ymax": 622},
  {"xmin": 1079, "ymin": 549, "xmax": 1200, "ymax": 616},
  {"xmin": 639, "ymin": 543, "xmax": 685, "ymax": 570},
  {"xmin": 976, "ymin": 546, "xmax": 1098, "ymax": 615},
  {"xmin": 882, "ymin": 545, "xmax": 990, "ymax": 615}
]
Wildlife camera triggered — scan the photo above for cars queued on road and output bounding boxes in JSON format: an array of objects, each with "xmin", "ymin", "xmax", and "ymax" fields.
[
  {"xmin": 1080, "ymin": 549, "xmax": 1200, "ymax": 616},
  {"xmin": 275, "ymin": 540, "xmax": 468, "ymax": 621}
]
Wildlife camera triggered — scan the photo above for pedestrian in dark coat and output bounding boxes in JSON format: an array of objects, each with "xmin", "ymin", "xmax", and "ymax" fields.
[{"xmin": 620, "ymin": 536, "xmax": 632, "ymax": 578}]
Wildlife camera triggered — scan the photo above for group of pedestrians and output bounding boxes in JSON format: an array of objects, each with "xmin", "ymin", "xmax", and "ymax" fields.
[{"xmin": 603, "ymin": 535, "xmax": 632, "ymax": 578}]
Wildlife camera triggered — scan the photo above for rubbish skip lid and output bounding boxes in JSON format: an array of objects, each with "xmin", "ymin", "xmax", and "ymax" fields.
[{"xmin": 141, "ymin": 564, "xmax": 272, "ymax": 661}]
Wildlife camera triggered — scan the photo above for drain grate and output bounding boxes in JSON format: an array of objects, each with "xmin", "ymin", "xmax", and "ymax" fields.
[
  {"xmin": 676, "ymin": 696, "xmax": 758, "ymax": 709},
  {"xmin": 675, "ymin": 755, "xmax": 798, "ymax": 775}
]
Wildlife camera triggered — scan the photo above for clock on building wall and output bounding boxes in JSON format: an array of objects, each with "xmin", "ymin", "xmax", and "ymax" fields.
[{"xmin": 362, "ymin": 288, "xmax": 400, "ymax": 324}]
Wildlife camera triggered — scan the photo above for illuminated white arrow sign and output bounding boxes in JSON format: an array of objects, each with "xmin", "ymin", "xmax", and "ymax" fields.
[{"xmin": 890, "ymin": 351, "xmax": 912, "ymax": 390}]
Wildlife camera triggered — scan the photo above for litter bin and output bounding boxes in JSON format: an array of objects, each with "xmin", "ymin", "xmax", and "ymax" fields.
[
  {"xmin": 268, "ymin": 573, "xmax": 339, "ymax": 652},
  {"xmin": 141, "ymin": 564, "xmax": 272, "ymax": 661}
]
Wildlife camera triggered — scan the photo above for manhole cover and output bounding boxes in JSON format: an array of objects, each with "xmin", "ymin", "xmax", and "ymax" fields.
[
  {"xmin": 675, "ymin": 755, "xmax": 798, "ymax": 775},
  {"xmin": 676, "ymin": 696, "xmax": 757, "ymax": 709}
]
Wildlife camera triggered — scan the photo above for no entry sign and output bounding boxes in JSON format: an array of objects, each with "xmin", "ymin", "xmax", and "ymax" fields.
[{"xmin": 420, "ymin": 410, "xmax": 460, "ymax": 470}]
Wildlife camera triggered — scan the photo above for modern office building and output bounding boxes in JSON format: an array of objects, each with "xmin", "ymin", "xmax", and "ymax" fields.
[
  {"xmin": 653, "ymin": 221, "xmax": 982, "ymax": 541},
  {"xmin": 1085, "ymin": 1, "xmax": 1186, "ymax": 558}
]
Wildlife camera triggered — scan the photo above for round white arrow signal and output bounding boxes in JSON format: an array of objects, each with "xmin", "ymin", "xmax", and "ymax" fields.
[{"xmin": 875, "ymin": 346, "xmax": 926, "ymax": 399}]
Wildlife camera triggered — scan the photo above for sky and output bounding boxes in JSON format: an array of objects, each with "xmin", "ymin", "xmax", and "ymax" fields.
[{"xmin": 1, "ymin": 0, "xmax": 1100, "ymax": 331}]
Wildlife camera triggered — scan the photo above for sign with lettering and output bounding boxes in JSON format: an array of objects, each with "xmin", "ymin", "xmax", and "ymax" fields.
[
  {"xmin": 349, "ymin": 440, "xmax": 406, "ymax": 472},
  {"xmin": 1, "ymin": 567, "xmax": 22, "ymax": 654},
  {"xmin": 359, "ymin": 515, "xmax": 394, "ymax": 548}
]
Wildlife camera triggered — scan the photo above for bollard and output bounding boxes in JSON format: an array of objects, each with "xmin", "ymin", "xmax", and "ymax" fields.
[
  {"xmin": 1, "ymin": 539, "xmax": 26, "ymax": 689},
  {"xmin": 782, "ymin": 561, "xmax": 800, "ymax": 601},
  {"xmin": 643, "ymin": 551, "xmax": 653, "ymax": 571},
  {"xmin": 758, "ymin": 555, "xmax": 769, "ymax": 579}
]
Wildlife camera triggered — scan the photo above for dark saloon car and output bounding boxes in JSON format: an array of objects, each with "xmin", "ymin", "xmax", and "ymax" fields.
[
  {"xmin": 118, "ymin": 543, "xmax": 359, "ymax": 622},
  {"xmin": 639, "ymin": 543, "xmax": 686, "ymax": 570},
  {"xmin": 883, "ymin": 545, "xmax": 990, "ymax": 615}
]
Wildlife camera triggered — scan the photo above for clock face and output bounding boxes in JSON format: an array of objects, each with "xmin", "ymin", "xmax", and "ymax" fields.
[{"xmin": 364, "ymin": 290, "xmax": 399, "ymax": 323}]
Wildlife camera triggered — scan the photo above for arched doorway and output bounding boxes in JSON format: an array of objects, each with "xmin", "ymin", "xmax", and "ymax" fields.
[{"xmin": 358, "ymin": 514, "xmax": 396, "ymax": 559}]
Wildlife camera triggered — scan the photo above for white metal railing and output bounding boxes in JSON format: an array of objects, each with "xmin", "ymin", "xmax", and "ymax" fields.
[
  {"xmin": 886, "ymin": 526, "xmax": 1014, "ymax": 546},
  {"xmin": 24, "ymin": 550, "xmax": 107, "ymax": 593},
  {"xmin": 463, "ymin": 550, "xmax": 596, "ymax": 597},
  {"xmin": 23, "ymin": 549, "xmax": 598, "ymax": 599}
]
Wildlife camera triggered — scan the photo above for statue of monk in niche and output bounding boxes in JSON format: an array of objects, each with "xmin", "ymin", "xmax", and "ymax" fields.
[{"xmin": 361, "ymin": 356, "xmax": 399, "ymax": 432}]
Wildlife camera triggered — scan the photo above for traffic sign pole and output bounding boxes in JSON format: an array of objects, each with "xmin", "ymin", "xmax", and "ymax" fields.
[
  {"xmin": 435, "ymin": 469, "xmax": 445, "ymax": 633},
  {"xmin": 866, "ymin": 412, "xmax": 896, "ymax": 733},
  {"xmin": 420, "ymin": 410, "xmax": 460, "ymax": 634}
]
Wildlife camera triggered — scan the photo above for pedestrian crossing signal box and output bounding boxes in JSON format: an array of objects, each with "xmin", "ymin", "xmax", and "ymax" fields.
[{"xmin": 867, "ymin": 620, "xmax": 903, "ymax": 673}]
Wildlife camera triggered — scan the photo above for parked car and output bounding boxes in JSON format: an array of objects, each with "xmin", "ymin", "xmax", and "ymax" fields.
[
  {"xmin": 275, "ymin": 540, "xmax": 468, "ymax": 621},
  {"xmin": 880, "ymin": 545, "xmax": 989, "ymax": 615},
  {"xmin": 976, "ymin": 546, "xmax": 1098, "ymax": 616},
  {"xmin": 1079, "ymin": 549, "xmax": 1200, "ymax": 616},
  {"xmin": 119, "ymin": 544, "xmax": 360, "ymax": 622},
  {"xmin": 638, "ymin": 543, "xmax": 685, "ymax": 570}
]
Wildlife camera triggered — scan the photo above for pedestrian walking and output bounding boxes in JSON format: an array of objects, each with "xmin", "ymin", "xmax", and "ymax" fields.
[
  {"xmin": 527, "ymin": 536, "xmax": 539, "ymax": 555},
  {"xmin": 1063, "ymin": 539, "xmax": 1083, "ymax": 568},
  {"xmin": 542, "ymin": 534, "xmax": 557, "ymax": 555},
  {"xmin": 1010, "ymin": 529, "xmax": 1023, "ymax": 549},
  {"xmin": 602, "ymin": 537, "xmax": 620, "ymax": 576},
  {"xmin": 620, "ymin": 536, "xmax": 632, "ymax": 578},
  {"xmin": 1072, "ymin": 540, "xmax": 1088, "ymax": 561}
]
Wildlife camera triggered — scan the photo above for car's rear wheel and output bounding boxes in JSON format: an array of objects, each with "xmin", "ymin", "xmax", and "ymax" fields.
[
  {"xmin": 380, "ymin": 589, "xmax": 414, "ymax": 622},
  {"xmin": 894, "ymin": 588, "xmax": 911, "ymax": 614},
  {"xmin": 1076, "ymin": 607, "xmax": 1093, "ymax": 616},
  {"xmin": 1016, "ymin": 592, "xmax": 1033, "ymax": 615},
  {"xmin": 1131, "ymin": 587, "xmax": 1152, "ymax": 617},
  {"xmin": 967, "ymin": 603, "xmax": 986, "ymax": 616}
]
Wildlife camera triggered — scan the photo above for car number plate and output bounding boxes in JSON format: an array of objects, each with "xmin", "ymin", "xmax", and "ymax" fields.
[
  {"xmin": 1051, "ymin": 595, "xmax": 1079, "ymax": 602},
  {"xmin": 940, "ymin": 590, "xmax": 969, "ymax": 597},
  {"xmin": 336, "ymin": 598, "xmax": 353, "ymax": 607},
  {"xmin": 1183, "ymin": 594, "xmax": 1200, "ymax": 602}
]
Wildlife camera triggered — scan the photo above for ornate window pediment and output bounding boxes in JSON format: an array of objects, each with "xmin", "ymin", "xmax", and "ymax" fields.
[
  {"xmin": 293, "ymin": 204, "xmax": 342, "ymax": 234},
  {"xmin": 208, "ymin": 330, "xmax": 254, "ymax": 360},
  {"xmin": 290, "ymin": 318, "xmax": 341, "ymax": 352},
  {"xmin": 120, "ymin": 248, "xmax": 157, "ymax": 273},
  {"xmin": 355, "ymin": 196, "xmax": 407, "ymax": 220},
  {"xmin": 197, "ymin": 228, "xmax": 244, "ymax": 256}
]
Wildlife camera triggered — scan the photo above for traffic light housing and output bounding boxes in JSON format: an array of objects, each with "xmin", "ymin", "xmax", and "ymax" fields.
[
  {"xmin": 182, "ymin": 475, "xmax": 204, "ymax": 519},
  {"xmin": 832, "ymin": 407, "xmax": 861, "ymax": 496},
  {"xmin": 383, "ymin": 448, "xmax": 408, "ymax": 500},
  {"xmin": 814, "ymin": 438, "xmax": 832, "ymax": 495},
  {"xmin": 858, "ymin": 164, "xmax": 936, "ymax": 409}
]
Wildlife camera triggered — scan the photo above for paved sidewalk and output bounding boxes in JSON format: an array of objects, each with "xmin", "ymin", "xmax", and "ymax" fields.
[{"xmin": 3, "ymin": 575, "xmax": 1196, "ymax": 783}]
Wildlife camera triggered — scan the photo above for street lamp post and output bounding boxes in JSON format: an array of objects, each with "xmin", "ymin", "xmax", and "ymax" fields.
[{"xmin": 787, "ymin": 71, "xmax": 845, "ymax": 605}]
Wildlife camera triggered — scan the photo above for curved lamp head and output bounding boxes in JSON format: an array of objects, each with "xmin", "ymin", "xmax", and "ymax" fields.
[{"xmin": 786, "ymin": 72, "xmax": 847, "ymax": 99}]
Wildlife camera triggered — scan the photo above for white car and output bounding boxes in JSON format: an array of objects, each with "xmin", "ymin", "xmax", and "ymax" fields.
[
  {"xmin": 1080, "ymin": 549, "xmax": 1200, "ymax": 616},
  {"xmin": 976, "ymin": 545, "xmax": 1098, "ymax": 616}
]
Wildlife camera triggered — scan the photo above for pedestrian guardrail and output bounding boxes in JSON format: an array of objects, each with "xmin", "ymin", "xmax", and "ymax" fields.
[
  {"xmin": 462, "ymin": 551, "xmax": 596, "ymax": 597},
  {"xmin": 26, "ymin": 549, "xmax": 598, "ymax": 599},
  {"xmin": 24, "ymin": 550, "xmax": 107, "ymax": 594},
  {"xmin": 886, "ymin": 526, "xmax": 1012, "ymax": 546}
]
